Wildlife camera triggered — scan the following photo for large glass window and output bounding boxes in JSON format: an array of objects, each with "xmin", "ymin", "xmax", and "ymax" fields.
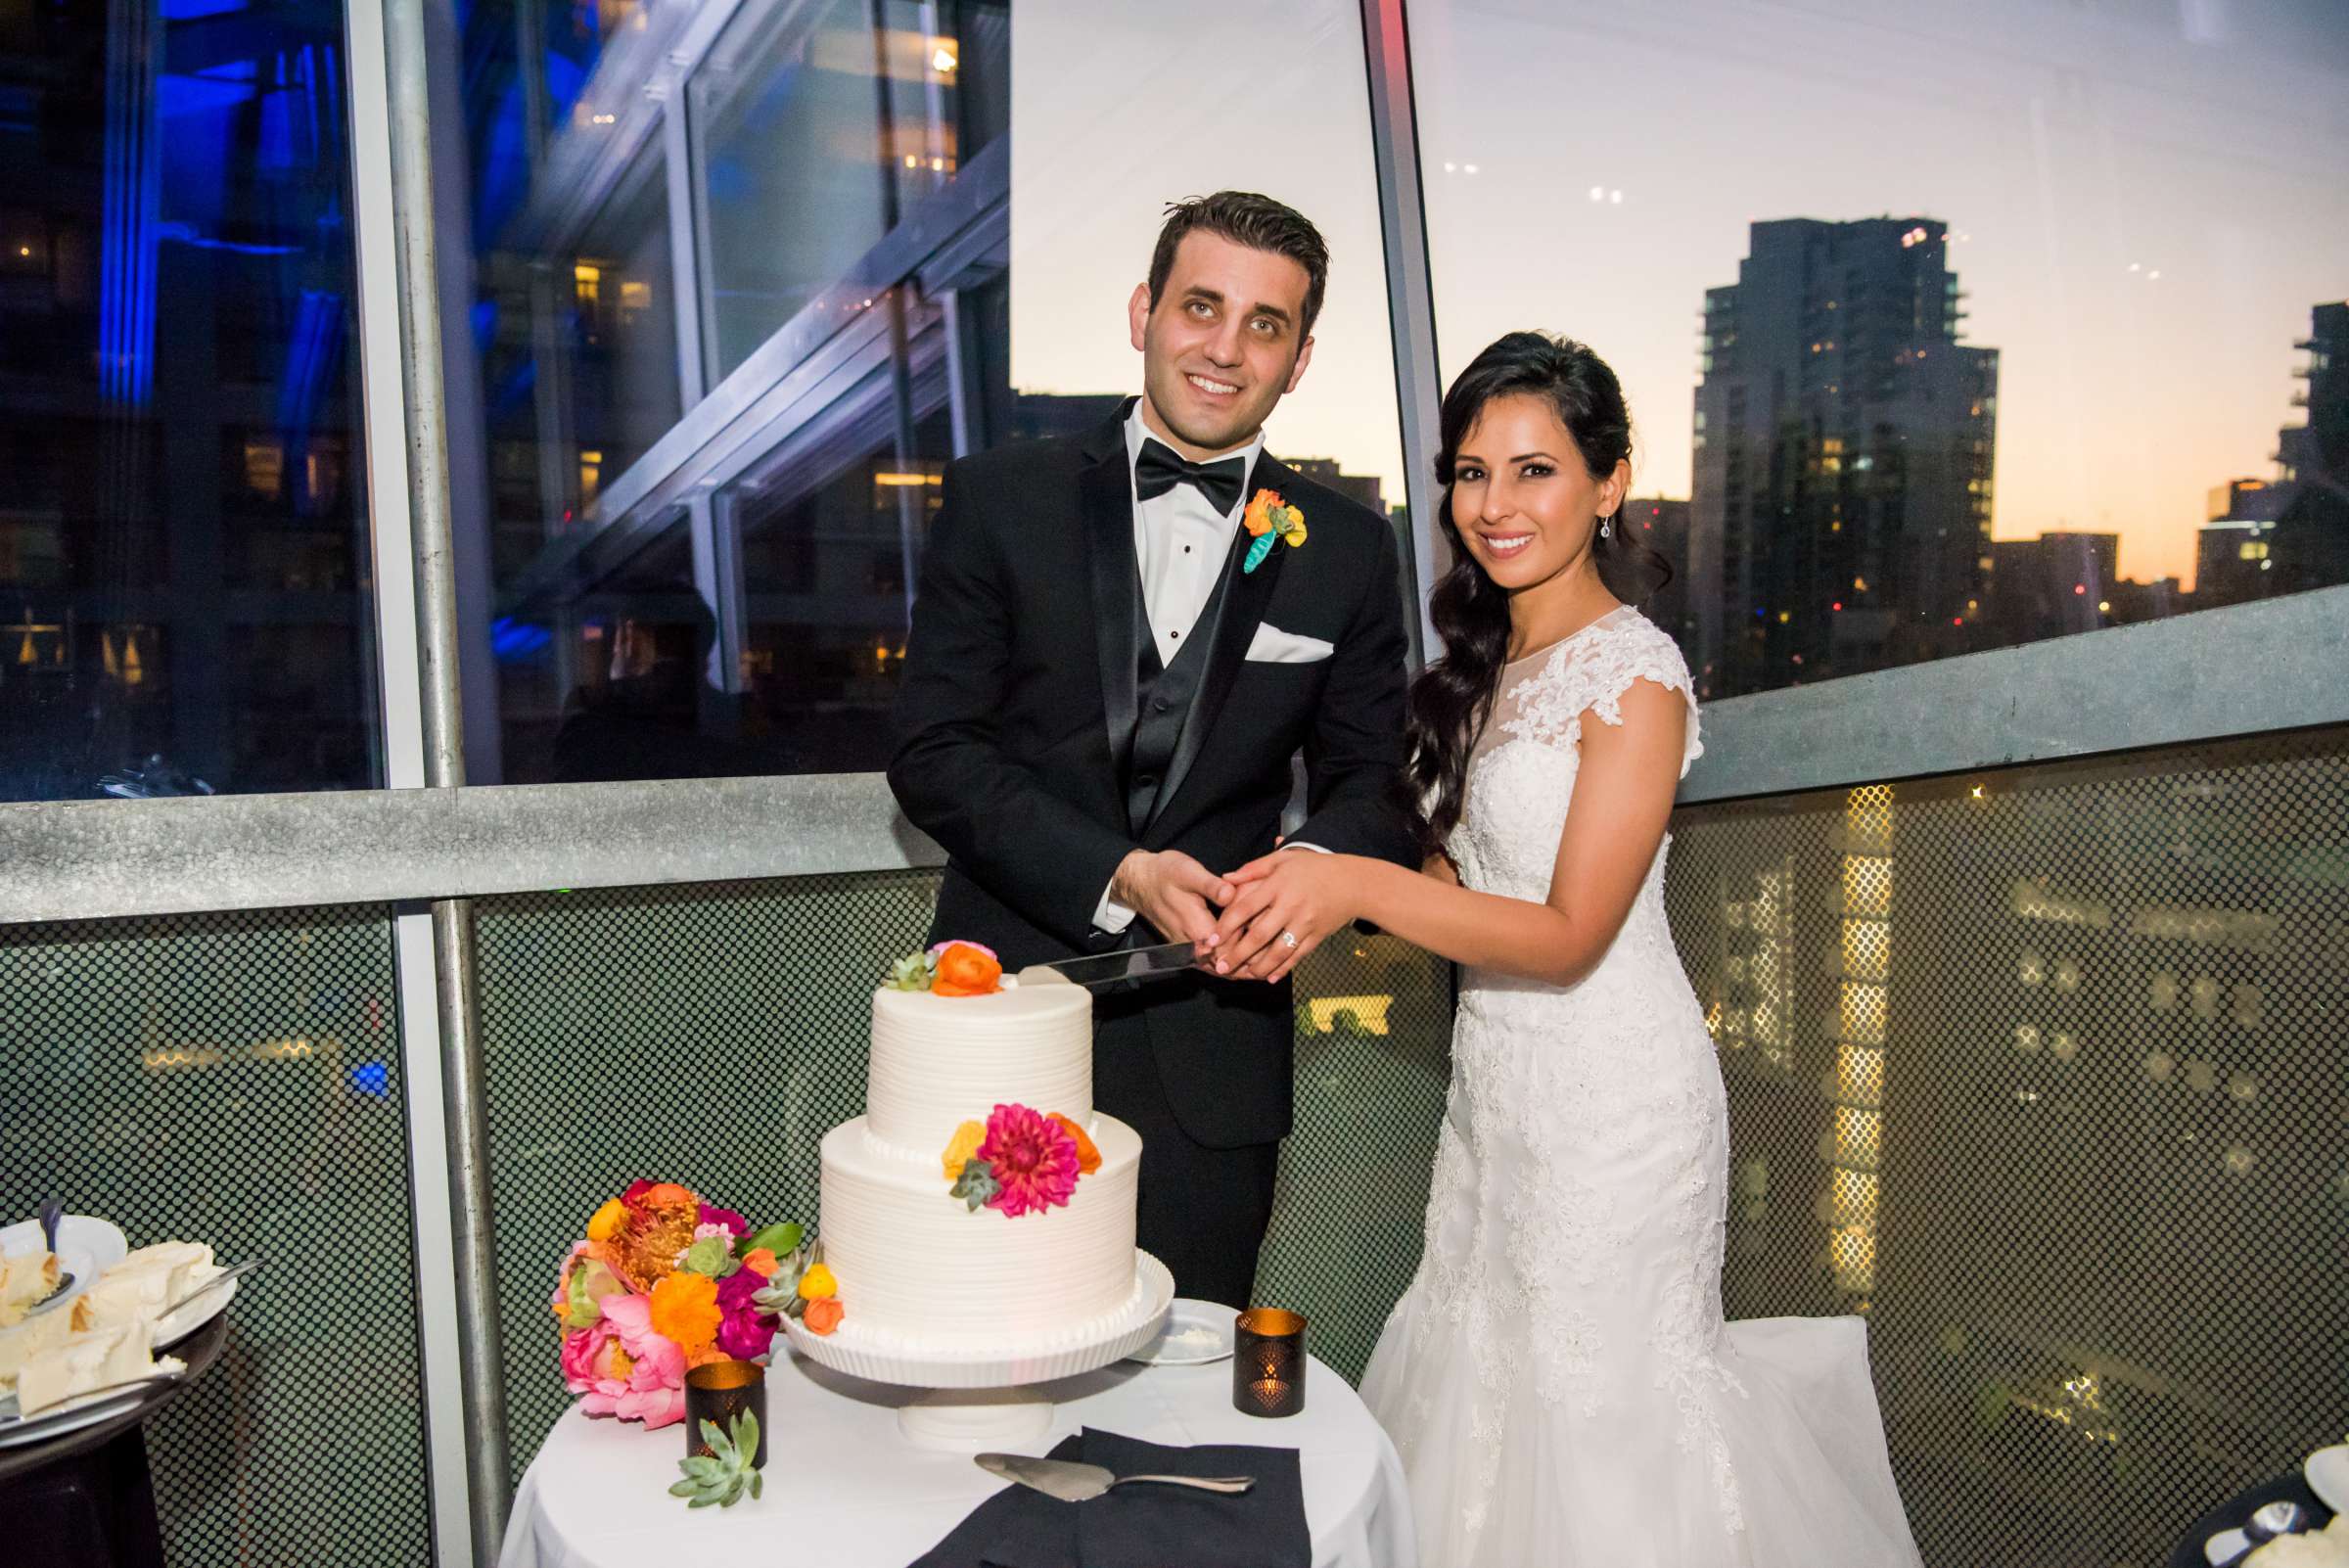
[
  {"xmin": 0, "ymin": 0, "xmax": 378, "ymax": 801},
  {"xmin": 1407, "ymin": 1, "xmax": 2349, "ymax": 702},
  {"xmin": 689, "ymin": 0, "xmax": 892, "ymax": 385},
  {"xmin": 449, "ymin": 0, "xmax": 1413, "ymax": 783}
]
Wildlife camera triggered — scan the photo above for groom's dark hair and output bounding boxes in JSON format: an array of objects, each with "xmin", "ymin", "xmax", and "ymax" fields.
[{"xmin": 1147, "ymin": 192, "xmax": 1329, "ymax": 339}]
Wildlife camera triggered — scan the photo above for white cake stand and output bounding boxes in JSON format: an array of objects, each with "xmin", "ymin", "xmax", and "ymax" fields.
[{"xmin": 778, "ymin": 1251, "xmax": 1174, "ymax": 1452}]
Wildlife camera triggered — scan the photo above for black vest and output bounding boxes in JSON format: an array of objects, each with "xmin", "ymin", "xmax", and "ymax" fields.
[{"xmin": 1123, "ymin": 535, "xmax": 1243, "ymax": 834}]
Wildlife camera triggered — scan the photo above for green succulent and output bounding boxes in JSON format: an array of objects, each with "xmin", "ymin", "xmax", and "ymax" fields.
[
  {"xmin": 949, "ymin": 1157, "xmax": 1000, "ymax": 1212},
  {"xmin": 751, "ymin": 1240, "xmax": 821, "ymax": 1320},
  {"xmin": 668, "ymin": 1412, "xmax": 763, "ymax": 1509},
  {"xmin": 885, "ymin": 950, "xmax": 936, "ymax": 992}
]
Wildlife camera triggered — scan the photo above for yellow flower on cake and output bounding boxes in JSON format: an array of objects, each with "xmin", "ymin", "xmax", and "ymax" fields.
[
  {"xmin": 797, "ymin": 1263, "xmax": 838, "ymax": 1302},
  {"xmin": 940, "ymin": 1119, "xmax": 987, "ymax": 1180}
]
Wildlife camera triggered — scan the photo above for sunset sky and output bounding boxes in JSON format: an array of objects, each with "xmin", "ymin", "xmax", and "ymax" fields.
[{"xmin": 1013, "ymin": 0, "xmax": 2349, "ymax": 591}]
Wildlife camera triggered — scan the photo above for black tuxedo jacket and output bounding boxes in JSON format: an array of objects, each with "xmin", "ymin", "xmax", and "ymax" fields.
[{"xmin": 888, "ymin": 402, "xmax": 1419, "ymax": 1148}]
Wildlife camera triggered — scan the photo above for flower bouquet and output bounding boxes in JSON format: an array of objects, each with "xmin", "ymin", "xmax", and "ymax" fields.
[{"xmin": 552, "ymin": 1180, "xmax": 834, "ymax": 1430}]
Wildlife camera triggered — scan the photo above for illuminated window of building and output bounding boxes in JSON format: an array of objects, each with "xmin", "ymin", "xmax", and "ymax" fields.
[{"xmin": 244, "ymin": 437, "xmax": 286, "ymax": 500}]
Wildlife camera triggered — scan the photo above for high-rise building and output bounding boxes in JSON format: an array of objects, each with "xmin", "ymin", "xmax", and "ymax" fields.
[
  {"xmin": 1620, "ymin": 497, "xmax": 1694, "ymax": 665},
  {"xmin": 1689, "ymin": 218, "xmax": 1999, "ymax": 698},
  {"xmin": 1284, "ymin": 457, "xmax": 1384, "ymax": 519},
  {"xmin": 2197, "ymin": 479, "xmax": 2288, "ymax": 608},
  {"xmin": 1985, "ymin": 532, "xmax": 2120, "ymax": 644},
  {"xmin": 2194, "ymin": 303, "xmax": 2349, "ymax": 608},
  {"xmin": 2269, "ymin": 301, "xmax": 2349, "ymax": 595}
]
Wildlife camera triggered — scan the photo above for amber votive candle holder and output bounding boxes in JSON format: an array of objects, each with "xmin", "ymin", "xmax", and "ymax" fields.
[
  {"xmin": 684, "ymin": 1359, "xmax": 768, "ymax": 1467},
  {"xmin": 1233, "ymin": 1308, "xmax": 1307, "ymax": 1417}
]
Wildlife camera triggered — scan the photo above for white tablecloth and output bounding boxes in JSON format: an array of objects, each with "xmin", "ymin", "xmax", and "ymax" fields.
[{"xmin": 502, "ymin": 1349, "xmax": 1416, "ymax": 1568}]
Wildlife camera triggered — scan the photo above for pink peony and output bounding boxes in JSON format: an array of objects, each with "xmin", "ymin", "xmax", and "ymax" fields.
[
  {"xmin": 980, "ymin": 1102, "xmax": 1082, "ymax": 1218},
  {"xmin": 697, "ymin": 1203, "xmax": 749, "ymax": 1236},
  {"xmin": 714, "ymin": 1268, "xmax": 775, "ymax": 1360},
  {"xmin": 577, "ymin": 1292, "xmax": 686, "ymax": 1428}
]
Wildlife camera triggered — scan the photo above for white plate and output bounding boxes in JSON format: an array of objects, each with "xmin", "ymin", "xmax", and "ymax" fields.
[
  {"xmin": 0, "ymin": 1214, "xmax": 128, "ymax": 1319},
  {"xmin": 2306, "ymin": 1445, "xmax": 2349, "ymax": 1515},
  {"xmin": 0, "ymin": 1376, "xmax": 181, "ymax": 1448},
  {"xmin": 1126, "ymin": 1297, "xmax": 1236, "ymax": 1365},
  {"xmin": 2205, "ymin": 1527, "xmax": 2251, "ymax": 1566},
  {"xmin": 156, "ymin": 1276, "xmax": 237, "ymax": 1350}
]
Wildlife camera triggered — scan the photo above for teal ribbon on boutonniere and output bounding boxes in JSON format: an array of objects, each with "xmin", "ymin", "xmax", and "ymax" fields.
[{"xmin": 1241, "ymin": 488, "xmax": 1306, "ymax": 574}]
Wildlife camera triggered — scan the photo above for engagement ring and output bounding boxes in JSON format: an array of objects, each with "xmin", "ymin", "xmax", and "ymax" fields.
[{"xmin": 1279, "ymin": 930, "xmax": 1300, "ymax": 949}]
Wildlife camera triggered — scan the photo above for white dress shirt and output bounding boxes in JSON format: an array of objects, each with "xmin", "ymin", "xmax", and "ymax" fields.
[
  {"xmin": 1094, "ymin": 405, "xmax": 1322, "ymax": 937},
  {"xmin": 1126, "ymin": 402, "xmax": 1265, "ymax": 658}
]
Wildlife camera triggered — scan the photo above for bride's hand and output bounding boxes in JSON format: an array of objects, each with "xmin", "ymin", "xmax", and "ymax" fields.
[{"xmin": 1208, "ymin": 851, "xmax": 1361, "ymax": 983}]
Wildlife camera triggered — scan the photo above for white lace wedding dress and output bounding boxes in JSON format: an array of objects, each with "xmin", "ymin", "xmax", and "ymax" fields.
[{"xmin": 1359, "ymin": 607, "xmax": 1924, "ymax": 1568}]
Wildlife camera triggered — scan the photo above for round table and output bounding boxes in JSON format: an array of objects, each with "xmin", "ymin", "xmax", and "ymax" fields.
[
  {"xmin": 502, "ymin": 1349, "xmax": 1417, "ymax": 1568},
  {"xmin": 0, "ymin": 1314, "xmax": 231, "ymax": 1568}
]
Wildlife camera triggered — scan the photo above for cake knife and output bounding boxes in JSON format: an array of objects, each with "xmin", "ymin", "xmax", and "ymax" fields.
[
  {"xmin": 974, "ymin": 1452, "xmax": 1254, "ymax": 1500},
  {"xmin": 1023, "ymin": 940, "xmax": 1202, "ymax": 990}
]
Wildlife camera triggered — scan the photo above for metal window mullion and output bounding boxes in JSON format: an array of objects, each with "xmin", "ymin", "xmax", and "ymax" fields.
[
  {"xmin": 371, "ymin": 0, "xmax": 511, "ymax": 1559},
  {"xmin": 661, "ymin": 84, "xmax": 706, "ymax": 412},
  {"xmin": 689, "ymin": 490, "xmax": 750, "ymax": 695},
  {"xmin": 1359, "ymin": 0, "xmax": 1444, "ymax": 667},
  {"xmin": 342, "ymin": 0, "xmax": 475, "ymax": 1562}
]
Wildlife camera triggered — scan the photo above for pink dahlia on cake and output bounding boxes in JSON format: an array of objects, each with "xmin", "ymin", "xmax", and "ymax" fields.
[{"xmin": 979, "ymin": 1102, "xmax": 1082, "ymax": 1217}]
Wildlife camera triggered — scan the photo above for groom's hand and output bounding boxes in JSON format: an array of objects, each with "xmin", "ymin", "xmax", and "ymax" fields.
[{"xmin": 1109, "ymin": 850, "xmax": 1233, "ymax": 953}]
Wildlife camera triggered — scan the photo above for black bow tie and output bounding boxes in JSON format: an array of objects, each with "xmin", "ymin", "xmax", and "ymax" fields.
[{"xmin": 1134, "ymin": 438, "xmax": 1247, "ymax": 514}]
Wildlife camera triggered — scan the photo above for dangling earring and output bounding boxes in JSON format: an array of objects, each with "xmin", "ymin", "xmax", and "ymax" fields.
[{"xmin": 1598, "ymin": 514, "xmax": 1613, "ymax": 540}]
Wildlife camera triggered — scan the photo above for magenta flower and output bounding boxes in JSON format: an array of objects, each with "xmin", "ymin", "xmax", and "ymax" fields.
[
  {"xmin": 980, "ymin": 1102, "xmax": 1082, "ymax": 1218},
  {"xmin": 697, "ymin": 1203, "xmax": 749, "ymax": 1236},
  {"xmin": 714, "ymin": 1268, "xmax": 775, "ymax": 1360}
]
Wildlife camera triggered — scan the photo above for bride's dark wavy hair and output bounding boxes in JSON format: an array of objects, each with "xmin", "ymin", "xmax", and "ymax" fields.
[{"xmin": 1403, "ymin": 332, "xmax": 1672, "ymax": 853}]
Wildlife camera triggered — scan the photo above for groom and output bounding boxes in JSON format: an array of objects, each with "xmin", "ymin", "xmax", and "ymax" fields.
[{"xmin": 888, "ymin": 192, "xmax": 1418, "ymax": 1309}]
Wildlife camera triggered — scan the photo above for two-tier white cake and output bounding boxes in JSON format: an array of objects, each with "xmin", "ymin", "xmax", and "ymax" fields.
[{"xmin": 815, "ymin": 969, "xmax": 1147, "ymax": 1351}]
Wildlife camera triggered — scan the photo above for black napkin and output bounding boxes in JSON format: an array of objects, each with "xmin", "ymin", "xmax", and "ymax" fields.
[{"xmin": 909, "ymin": 1426, "xmax": 1310, "ymax": 1568}]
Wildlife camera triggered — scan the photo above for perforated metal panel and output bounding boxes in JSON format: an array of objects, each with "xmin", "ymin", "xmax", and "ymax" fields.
[
  {"xmin": 1257, "ymin": 935, "xmax": 1451, "ymax": 1384},
  {"xmin": 473, "ymin": 869, "xmax": 944, "ymax": 1486},
  {"xmin": 0, "ymin": 906, "xmax": 430, "ymax": 1568},
  {"xmin": 1668, "ymin": 727, "xmax": 2349, "ymax": 1568}
]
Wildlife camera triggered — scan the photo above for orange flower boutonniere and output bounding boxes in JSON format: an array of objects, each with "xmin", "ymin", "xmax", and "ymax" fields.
[{"xmin": 1240, "ymin": 489, "xmax": 1306, "ymax": 574}]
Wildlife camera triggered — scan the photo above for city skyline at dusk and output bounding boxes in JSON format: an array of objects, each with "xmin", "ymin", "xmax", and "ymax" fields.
[{"xmin": 1015, "ymin": 0, "xmax": 2349, "ymax": 591}]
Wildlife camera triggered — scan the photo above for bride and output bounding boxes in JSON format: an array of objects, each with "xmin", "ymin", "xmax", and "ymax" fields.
[{"xmin": 1214, "ymin": 332, "xmax": 1926, "ymax": 1565}]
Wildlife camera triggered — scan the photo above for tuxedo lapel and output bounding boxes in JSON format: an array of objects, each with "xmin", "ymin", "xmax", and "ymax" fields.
[
  {"xmin": 1079, "ymin": 411, "xmax": 1141, "ymax": 786},
  {"xmin": 1142, "ymin": 455, "xmax": 1293, "ymax": 834}
]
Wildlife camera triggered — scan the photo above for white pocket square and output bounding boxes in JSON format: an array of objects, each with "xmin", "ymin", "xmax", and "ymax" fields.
[{"xmin": 1244, "ymin": 623, "xmax": 1335, "ymax": 664}]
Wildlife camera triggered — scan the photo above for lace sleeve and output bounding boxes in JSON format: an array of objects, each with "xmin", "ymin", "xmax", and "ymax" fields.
[{"xmin": 1566, "ymin": 617, "xmax": 1705, "ymax": 779}]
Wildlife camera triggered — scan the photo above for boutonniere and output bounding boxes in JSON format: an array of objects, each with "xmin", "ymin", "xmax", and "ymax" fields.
[{"xmin": 1241, "ymin": 489, "xmax": 1306, "ymax": 574}]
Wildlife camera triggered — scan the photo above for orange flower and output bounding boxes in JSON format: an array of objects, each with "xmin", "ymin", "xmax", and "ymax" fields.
[
  {"xmin": 584, "ymin": 1198, "xmax": 627, "ymax": 1243},
  {"xmin": 1243, "ymin": 488, "xmax": 1281, "ymax": 537},
  {"xmin": 647, "ymin": 1270, "xmax": 721, "ymax": 1364},
  {"xmin": 740, "ymin": 1248, "xmax": 779, "ymax": 1277},
  {"xmin": 931, "ymin": 942, "xmax": 1002, "ymax": 997},
  {"xmin": 803, "ymin": 1297, "xmax": 845, "ymax": 1336},
  {"xmin": 1047, "ymin": 1113, "xmax": 1102, "ymax": 1176}
]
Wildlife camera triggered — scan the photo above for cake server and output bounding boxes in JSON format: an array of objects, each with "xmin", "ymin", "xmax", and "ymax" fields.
[
  {"xmin": 974, "ymin": 1452, "xmax": 1254, "ymax": 1500},
  {"xmin": 1025, "ymin": 940, "xmax": 1202, "ymax": 989}
]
